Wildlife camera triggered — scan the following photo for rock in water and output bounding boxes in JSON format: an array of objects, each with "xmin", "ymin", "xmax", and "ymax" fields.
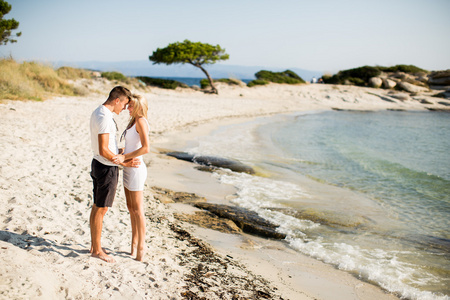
[
  {"xmin": 166, "ymin": 151, "xmax": 255, "ymax": 174},
  {"xmin": 194, "ymin": 203, "xmax": 286, "ymax": 239}
]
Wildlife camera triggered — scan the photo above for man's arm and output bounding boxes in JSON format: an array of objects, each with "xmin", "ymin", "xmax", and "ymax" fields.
[
  {"xmin": 98, "ymin": 134, "xmax": 140, "ymax": 167},
  {"xmin": 98, "ymin": 133, "xmax": 116, "ymax": 162}
]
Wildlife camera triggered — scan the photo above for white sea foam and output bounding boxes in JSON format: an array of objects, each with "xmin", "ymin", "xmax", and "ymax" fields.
[
  {"xmin": 187, "ymin": 111, "xmax": 450, "ymax": 300},
  {"xmin": 211, "ymin": 169, "xmax": 449, "ymax": 300}
]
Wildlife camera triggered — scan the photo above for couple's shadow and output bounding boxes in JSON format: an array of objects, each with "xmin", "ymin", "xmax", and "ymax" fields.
[{"xmin": 0, "ymin": 230, "xmax": 130, "ymax": 259}]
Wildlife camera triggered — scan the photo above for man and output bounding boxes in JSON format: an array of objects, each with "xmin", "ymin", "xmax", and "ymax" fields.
[{"xmin": 89, "ymin": 86, "xmax": 139, "ymax": 263}]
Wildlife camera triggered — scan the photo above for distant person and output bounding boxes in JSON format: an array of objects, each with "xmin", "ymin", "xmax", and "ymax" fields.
[
  {"xmin": 89, "ymin": 86, "xmax": 140, "ymax": 263},
  {"xmin": 113, "ymin": 94, "xmax": 150, "ymax": 261},
  {"xmin": 318, "ymin": 78, "xmax": 324, "ymax": 84},
  {"xmin": 311, "ymin": 77, "xmax": 317, "ymax": 84}
]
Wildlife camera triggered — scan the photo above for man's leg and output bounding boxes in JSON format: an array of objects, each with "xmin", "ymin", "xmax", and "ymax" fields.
[{"xmin": 90, "ymin": 204, "xmax": 115, "ymax": 263}]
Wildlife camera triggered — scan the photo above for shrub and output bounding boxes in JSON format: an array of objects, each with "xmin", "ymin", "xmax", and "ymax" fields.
[
  {"xmin": 101, "ymin": 71, "xmax": 128, "ymax": 81},
  {"xmin": 57, "ymin": 66, "xmax": 92, "ymax": 80},
  {"xmin": 0, "ymin": 58, "xmax": 93, "ymax": 100},
  {"xmin": 339, "ymin": 66, "xmax": 381, "ymax": 82},
  {"xmin": 137, "ymin": 76, "xmax": 188, "ymax": 89},
  {"xmin": 321, "ymin": 74, "xmax": 340, "ymax": 84},
  {"xmin": 254, "ymin": 70, "xmax": 305, "ymax": 84},
  {"xmin": 247, "ymin": 79, "xmax": 269, "ymax": 87},
  {"xmin": 200, "ymin": 78, "xmax": 243, "ymax": 89},
  {"xmin": 347, "ymin": 77, "xmax": 366, "ymax": 86},
  {"xmin": 379, "ymin": 64, "xmax": 427, "ymax": 74}
]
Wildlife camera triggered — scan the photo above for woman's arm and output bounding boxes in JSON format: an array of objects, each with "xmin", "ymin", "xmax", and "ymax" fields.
[
  {"xmin": 112, "ymin": 118, "xmax": 149, "ymax": 164},
  {"xmin": 99, "ymin": 134, "xmax": 140, "ymax": 168}
]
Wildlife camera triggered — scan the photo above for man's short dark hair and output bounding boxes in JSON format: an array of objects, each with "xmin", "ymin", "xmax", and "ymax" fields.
[{"xmin": 106, "ymin": 86, "xmax": 132, "ymax": 103}]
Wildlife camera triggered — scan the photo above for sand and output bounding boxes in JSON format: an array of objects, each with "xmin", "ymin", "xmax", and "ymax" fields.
[{"xmin": 0, "ymin": 80, "xmax": 446, "ymax": 299}]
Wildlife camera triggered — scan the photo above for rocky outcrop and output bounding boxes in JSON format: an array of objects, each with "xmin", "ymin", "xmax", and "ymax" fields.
[
  {"xmin": 368, "ymin": 77, "xmax": 382, "ymax": 88},
  {"xmin": 397, "ymin": 81, "xmax": 429, "ymax": 93},
  {"xmin": 166, "ymin": 151, "xmax": 255, "ymax": 174},
  {"xmin": 370, "ymin": 72, "xmax": 430, "ymax": 93},
  {"xmin": 174, "ymin": 211, "xmax": 242, "ymax": 234},
  {"xmin": 382, "ymin": 78, "xmax": 397, "ymax": 89},
  {"xmin": 428, "ymin": 70, "xmax": 450, "ymax": 89},
  {"xmin": 194, "ymin": 203, "xmax": 286, "ymax": 239},
  {"xmin": 151, "ymin": 186, "xmax": 206, "ymax": 204}
]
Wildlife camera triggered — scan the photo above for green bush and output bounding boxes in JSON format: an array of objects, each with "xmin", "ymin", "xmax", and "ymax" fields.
[
  {"xmin": 340, "ymin": 66, "xmax": 381, "ymax": 82},
  {"xmin": 57, "ymin": 66, "xmax": 92, "ymax": 80},
  {"xmin": 247, "ymin": 79, "xmax": 269, "ymax": 87},
  {"xmin": 254, "ymin": 70, "xmax": 305, "ymax": 84},
  {"xmin": 0, "ymin": 58, "xmax": 91, "ymax": 100},
  {"xmin": 347, "ymin": 77, "xmax": 366, "ymax": 86},
  {"xmin": 101, "ymin": 71, "xmax": 128, "ymax": 81},
  {"xmin": 199, "ymin": 78, "xmax": 243, "ymax": 89},
  {"xmin": 379, "ymin": 64, "xmax": 427, "ymax": 74},
  {"xmin": 137, "ymin": 76, "xmax": 188, "ymax": 89},
  {"xmin": 200, "ymin": 79, "xmax": 210, "ymax": 89}
]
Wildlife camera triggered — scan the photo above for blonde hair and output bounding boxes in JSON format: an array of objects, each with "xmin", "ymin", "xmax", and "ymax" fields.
[{"xmin": 123, "ymin": 94, "xmax": 148, "ymax": 137}]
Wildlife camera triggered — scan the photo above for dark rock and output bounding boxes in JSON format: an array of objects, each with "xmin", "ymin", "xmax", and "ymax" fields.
[
  {"xmin": 166, "ymin": 151, "xmax": 255, "ymax": 174},
  {"xmin": 426, "ymin": 107, "xmax": 450, "ymax": 112},
  {"xmin": 174, "ymin": 211, "xmax": 242, "ymax": 234},
  {"xmin": 419, "ymin": 99, "xmax": 433, "ymax": 104},
  {"xmin": 194, "ymin": 203, "xmax": 286, "ymax": 239},
  {"xmin": 151, "ymin": 186, "xmax": 206, "ymax": 204},
  {"xmin": 428, "ymin": 70, "xmax": 450, "ymax": 86}
]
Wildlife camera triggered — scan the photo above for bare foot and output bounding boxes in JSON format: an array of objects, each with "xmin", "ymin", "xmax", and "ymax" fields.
[
  {"xmin": 135, "ymin": 248, "xmax": 146, "ymax": 261},
  {"xmin": 130, "ymin": 243, "xmax": 137, "ymax": 257},
  {"xmin": 90, "ymin": 247, "xmax": 109, "ymax": 254},
  {"xmin": 91, "ymin": 251, "xmax": 115, "ymax": 263}
]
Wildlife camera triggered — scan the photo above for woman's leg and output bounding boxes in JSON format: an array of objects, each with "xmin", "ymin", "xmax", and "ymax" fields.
[
  {"xmin": 129, "ymin": 190, "xmax": 146, "ymax": 261},
  {"xmin": 125, "ymin": 187, "xmax": 138, "ymax": 256}
]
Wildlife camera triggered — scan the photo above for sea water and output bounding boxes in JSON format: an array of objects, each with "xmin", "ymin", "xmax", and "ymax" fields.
[{"xmin": 186, "ymin": 110, "xmax": 450, "ymax": 300}]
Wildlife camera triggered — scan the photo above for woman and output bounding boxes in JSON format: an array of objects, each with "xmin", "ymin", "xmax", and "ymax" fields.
[{"xmin": 113, "ymin": 94, "xmax": 150, "ymax": 261}]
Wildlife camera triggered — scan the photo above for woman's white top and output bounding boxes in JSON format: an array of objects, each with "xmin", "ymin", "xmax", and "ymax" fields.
[{"xmin": 123, "ymin": 119, "xmax": 149, "ymax": 191}]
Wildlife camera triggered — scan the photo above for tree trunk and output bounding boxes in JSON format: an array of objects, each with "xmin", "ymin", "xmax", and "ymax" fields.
[{"xmin": 195, "ymin": 64, "xmax": 218, "ymax": 94}]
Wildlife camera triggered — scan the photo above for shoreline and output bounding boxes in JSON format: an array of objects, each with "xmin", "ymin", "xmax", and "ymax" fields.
[
  {"xmin": 149, "ymin": 111, "xmax": 401, "ymax": 300},
  {"xmin": 1, "ymin": 82, "xmax": 447, "ymax": 299}
]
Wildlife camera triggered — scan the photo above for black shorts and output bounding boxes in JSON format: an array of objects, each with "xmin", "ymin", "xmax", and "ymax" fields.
[{"xmin": 90, "ymin": 159, "xmax": 119, "ymax": 208}]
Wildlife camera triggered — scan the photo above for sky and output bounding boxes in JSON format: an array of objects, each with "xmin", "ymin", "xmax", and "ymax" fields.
[{"xmin": 1, "ymin": 0, "xmax": 450, "ymax": 74}]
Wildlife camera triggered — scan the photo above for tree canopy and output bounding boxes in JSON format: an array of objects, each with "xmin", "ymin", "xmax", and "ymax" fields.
[
  {"xmin": 0, "ymin": 0, "xmax": 21, "ymax": 45},
  {"xmin": 149, "ymin": 40, "xmax": 229, "ymax": 94}
]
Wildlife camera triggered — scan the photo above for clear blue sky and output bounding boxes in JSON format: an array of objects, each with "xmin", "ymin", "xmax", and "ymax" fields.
[{"xmin": 1, "ymin": 0, "xmax": 449, "ymax": 73}]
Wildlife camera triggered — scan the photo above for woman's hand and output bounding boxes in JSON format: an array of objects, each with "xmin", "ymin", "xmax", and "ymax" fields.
[
  {"xmin": 121, "ymin": 158, "xmax": 141, "ymax": 168},
  {"xmin": 112, "ymin": 154, "xmax": 125, "ymax": 164}
]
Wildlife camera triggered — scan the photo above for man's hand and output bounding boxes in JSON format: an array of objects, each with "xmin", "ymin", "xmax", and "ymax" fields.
[
  {"xmin": 112, "ymin": 154, "xmax": 125, "ymax": 164},
  {"xmin": 121, "ymin": 158, "xmax": 141, "ymax": 168}
]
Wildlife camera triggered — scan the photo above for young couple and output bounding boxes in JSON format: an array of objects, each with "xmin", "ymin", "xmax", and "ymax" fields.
[{"xmin": 89, "ymin": 86, "xmax": 149, "ymax": 263}]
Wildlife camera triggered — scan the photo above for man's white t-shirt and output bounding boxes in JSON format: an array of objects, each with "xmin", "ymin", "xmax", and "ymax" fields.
[{"xmin": 90, "ymin": 105, "xmax": 118, "ymax": 166}]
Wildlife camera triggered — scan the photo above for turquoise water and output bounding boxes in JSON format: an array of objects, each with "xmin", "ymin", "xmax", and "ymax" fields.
[
  {"xmin": 151, "ymin": 77, "xmax": 253, "ymax": 87},
  {"xmin": 186, "ymin": 110, "xmax": 450, "ymax": 300}
]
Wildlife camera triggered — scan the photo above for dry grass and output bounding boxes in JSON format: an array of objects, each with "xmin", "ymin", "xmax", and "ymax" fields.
[{"xmin": 0, "ymin": 58, "xmax": 93, "ymax": 101}]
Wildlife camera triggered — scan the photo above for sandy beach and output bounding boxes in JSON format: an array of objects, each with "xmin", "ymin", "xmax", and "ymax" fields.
[{"xmin": 0, "ymin": 80, "xmax": 447, "ymax": 299}]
